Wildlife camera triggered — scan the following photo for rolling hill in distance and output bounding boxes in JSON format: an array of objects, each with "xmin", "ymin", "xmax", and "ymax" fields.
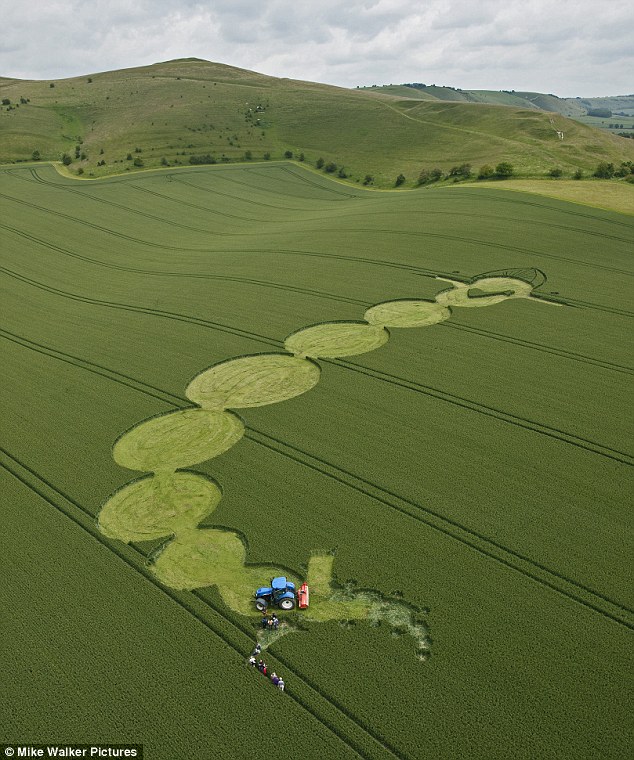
[{"xmin": 1, "ymin": 58, "xmax": 633, "ymax": 189}]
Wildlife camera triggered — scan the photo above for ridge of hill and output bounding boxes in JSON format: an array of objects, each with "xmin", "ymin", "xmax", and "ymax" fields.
[
  {"xmin": 361, "ymin": 84, "xmax": 634, "ymax": 135},
  {"xmin": 1, "ymin": 58, "xmax": 633, "ymax": 185}
]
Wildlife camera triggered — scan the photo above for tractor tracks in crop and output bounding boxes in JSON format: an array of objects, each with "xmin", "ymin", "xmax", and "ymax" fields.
[
  {"xmin": 2, "ymin": 239, "xmax": 631, "ymax": 380},
  {"xmin": 453, "ymin": 187, "xmax": 634, "ymax": 230},
  {"xmin": 2, "ymin": 263, "xmax": 632, "ymax": 463},
  {"xmin": 2, "ymin": 327, "xmax": 633, "ymax": 632},
  {"xmin": 332, "ymin": 358, "xmax": 633, "ymax": 465},
  {"xmin": 20, "ymin": 166, "xmax": 634, "ymax": 247},
  {"xmin": 167, "ymin": 172, "xmax": 335, "ymax": 211},
  {"xmin": 31, "ymin": 164, "xmax": 633, "ymax": 248},
  {"xmin": 0, "ymin": 447, "xmax": 404, "ymax": 760},
  {"xmin": 3, "ymin": 185, "xmax": 632, "ymax": 280},
  {"xmin": 22, "ymin": 166, "xmax": 294, "ymax": 225},
  {"xmin": 440, "ymin": 322, "xmax": 634, "ymax": 375},
  {"xmin": 2, "ymin": 214, "xmax": 631, "ymax": 321}
]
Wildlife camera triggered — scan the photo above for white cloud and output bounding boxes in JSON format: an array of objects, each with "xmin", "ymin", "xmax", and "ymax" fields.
[{"xmin": 0, "ymin": 0, "xmax": 632, "ymax": 96}]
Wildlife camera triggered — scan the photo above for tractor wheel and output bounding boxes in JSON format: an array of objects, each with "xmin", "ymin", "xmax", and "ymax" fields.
[
  {"xmin": 278, "ymin": 597, "xmax": 296, "ymax": 610},
  {"xmin": 255, "ymin": 598, "xmax": 268, "ymax": 612}
]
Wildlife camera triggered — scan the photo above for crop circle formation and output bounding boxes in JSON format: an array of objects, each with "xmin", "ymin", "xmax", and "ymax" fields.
[{"xmin": 100, "ymin": 273, "xmax": 552, "ymax": 629}]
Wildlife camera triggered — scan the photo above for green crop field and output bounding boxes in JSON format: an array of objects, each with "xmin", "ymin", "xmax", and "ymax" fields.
[{"xmin": 1, "ymin": 161, "xmax": 632, "ymax": 759}]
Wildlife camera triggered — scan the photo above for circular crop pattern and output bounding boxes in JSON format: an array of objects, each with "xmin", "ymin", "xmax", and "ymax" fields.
[
  {"xmin": 284, "ymin": 321, "xmax": 389, "ymax": 358},
  {"xmin": 185, "ymin": 353, "xmax": 321, "ymax": 409},
  {"xmin": 99, "ymin": 472, "xmax": 222, "ymax": 543},
  {"xmin": 113, "ymin": 408, "xmax": 245, "ymax": 471},
  {"xmin": 152, "ymin": 528, "xmax": 247, "ymax": 590},
  {"xmin": 436, "ymin": 276, "xmax": 533, "ymax": 308},
  {"xmin": 472, "ymin": 277, "xmax": 533, "ymax": 298},
  {"xmin": 364, "ymin": 299, "xmax": 451, "ymax": 328}
]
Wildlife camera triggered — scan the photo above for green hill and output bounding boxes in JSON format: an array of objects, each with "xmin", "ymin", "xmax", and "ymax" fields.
[
  {"xmin": 362, "ymin": 84, "xmax": 634, "ymax": 135},
  {"xmin": 1, "ymin": 58, "xmax": 632, "ymax": 185}
]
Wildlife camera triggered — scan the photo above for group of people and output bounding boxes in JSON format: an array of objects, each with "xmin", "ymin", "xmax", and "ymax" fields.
[
  {"xmin": 247, "ymin": 643, "xmax": 285, "ymax": 691},
  {"xmin": 260, "ymin": 613, "xmax": 280, "ymax": 631}
]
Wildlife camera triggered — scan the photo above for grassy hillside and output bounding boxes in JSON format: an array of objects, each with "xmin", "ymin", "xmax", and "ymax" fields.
[
  {"xmin": 1, "ymin": 161, "xmax": 632, "ymax": 758},
  {"xmin": 1, "ymin": 58, "xmax": 632, "ymax": 185},
  {"xmin": 359, "ymin": 84, "xmax": 634, "ymax": 127}
]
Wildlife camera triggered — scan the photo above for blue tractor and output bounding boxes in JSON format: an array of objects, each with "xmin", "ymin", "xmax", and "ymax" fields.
[{"xmin": 254, "ymin": 576, "xmax": 296, "ymax": 611}]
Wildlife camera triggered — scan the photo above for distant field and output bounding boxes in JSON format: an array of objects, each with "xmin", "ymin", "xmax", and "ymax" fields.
[
  {"xmin": 1, "ymin": 162, "xmax": 632, "ymax": 758},
  {"xmin": 458, "ymin": 178, "xmax": 634, "ymax": 215}
]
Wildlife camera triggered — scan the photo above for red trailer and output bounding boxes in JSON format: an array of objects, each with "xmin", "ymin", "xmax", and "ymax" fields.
[{"xmin": 298, "ymin": 583, "xmax": 309, "ymax": 609}]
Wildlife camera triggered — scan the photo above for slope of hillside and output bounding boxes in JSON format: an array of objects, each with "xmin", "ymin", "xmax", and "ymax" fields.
[{"xmin": 1, "ymin": 59, "xmax": 632, "ymax": 185}]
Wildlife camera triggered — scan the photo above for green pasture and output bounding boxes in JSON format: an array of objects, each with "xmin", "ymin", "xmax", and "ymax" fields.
[
  {"xmin": 1, "ymin": 162, "xmax": 633, "ymax": 759},
  {"xmin": 1, "ymin": 59, "xmax": 633, "ymax": 185}
]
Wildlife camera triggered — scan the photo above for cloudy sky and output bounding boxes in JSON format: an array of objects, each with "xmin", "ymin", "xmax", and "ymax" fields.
[{"xmin": 1, "ymin": 0, "xmax": 632, "ymax": 96}]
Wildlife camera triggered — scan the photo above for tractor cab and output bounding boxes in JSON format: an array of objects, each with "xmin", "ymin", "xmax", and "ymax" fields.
[{"xmin": 254, "ymin": 576, "xmax": 297, "ymax": 611}]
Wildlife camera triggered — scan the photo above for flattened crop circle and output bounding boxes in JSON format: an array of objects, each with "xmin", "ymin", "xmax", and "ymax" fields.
[
  {"xmin": 472, "ymin": 277, "xmax": 533, "ymax": 298},
  {"xmin": 284, "ymin": 321, "xmax": 389, "ymax": 358},
  {"xmin": 186, "ymin": 353, "xmax": 321, "ymax": 409},
  {"xmin": 113, "ymin": 408, "xmax": 244, "ymax": 471},
  {"xmin": 364, "ymin": 300, "xmax": 451, "ymax": 328},
  {"xmin": 99, "ymin": 472, "xmax": 222, "ymax": 543}
]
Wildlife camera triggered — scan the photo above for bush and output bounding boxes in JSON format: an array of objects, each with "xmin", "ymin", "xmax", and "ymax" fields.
[
  {"xmin": 394, "ymin": 173, "xmax": 406, "ymax": 187},
  {"xmin": 298, "ymin": 153, "xmax": 305, "ymax": 162},
  {"xmin": 417, "ymin": 169, "xmax": 433, "ymax": 186},
  {"xmin": 244, "ymin": 150, "xmax": 252, "ymax": 160},
  {"xmin": 263, "ymin": 152, "xmax": 271, "ymax": 160},
  {"xmin": 418, "ymin": 167, "xmax": 444, "ymax": 185},
  {"xmin": 449, "ymin": 163, "xmax": 472, "ymax": 179},
  {"xmin": 495, "ymin": 162, "xmax": 514, "ymax": 178},
  {"xmin": 31, "ymin": 150, "xmax": 41, "ymax": 161},
  {"xmin": 77, "ymin": 167, "xmax": 84, "ymax": 175},
  {"xmin": 1, "ymin": 98, "xmax": 10, "ymax": 106},
  {"xmin": 160, "ymin": 157, "xmax": 169, "ymax": 166},
  {"xmin": 594, "ymin": 162, "xmax": 615, "ymax": 179},
  {"xmin": 573, "ymin": 169, "xmax": 584, "ymax": 180},
  {"xmin": 549, "ymin": 167, "xmax": 563, "ymax": 178},
  {"xmin": 337, "ymin": 167, "xmax": 348, "ymax": 178},
  {"xmin": 363, "ymin": 174, "xmax": 374, "ymax": 185},
  {"xmin": 324, "ymin": 162, "xmax": 337, "ymax": 173},
  {"xmin": 126, "ymin": 153, "xmax": 133, "ymax": 161},
  {"xmin": 133, "ymin": 157, "xmax": 144, "ymax": 167},
  {"xmin": 316, "ymin": 157, "xmax": 325, "ymax": 169},
  {"xmin": 478, "ymin": 164, "xmax": 494, "ymax": 179},
  {"xmin": 61, "ymin": 154, "xmax": 72, "ymax": 166},
  {"xmin": 284, "ymin": 150, "xmax": 293, "ymax": 159},
  {"xmin": 189, "ymin": 154, "xmax": 216, "ymax": 165}
]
